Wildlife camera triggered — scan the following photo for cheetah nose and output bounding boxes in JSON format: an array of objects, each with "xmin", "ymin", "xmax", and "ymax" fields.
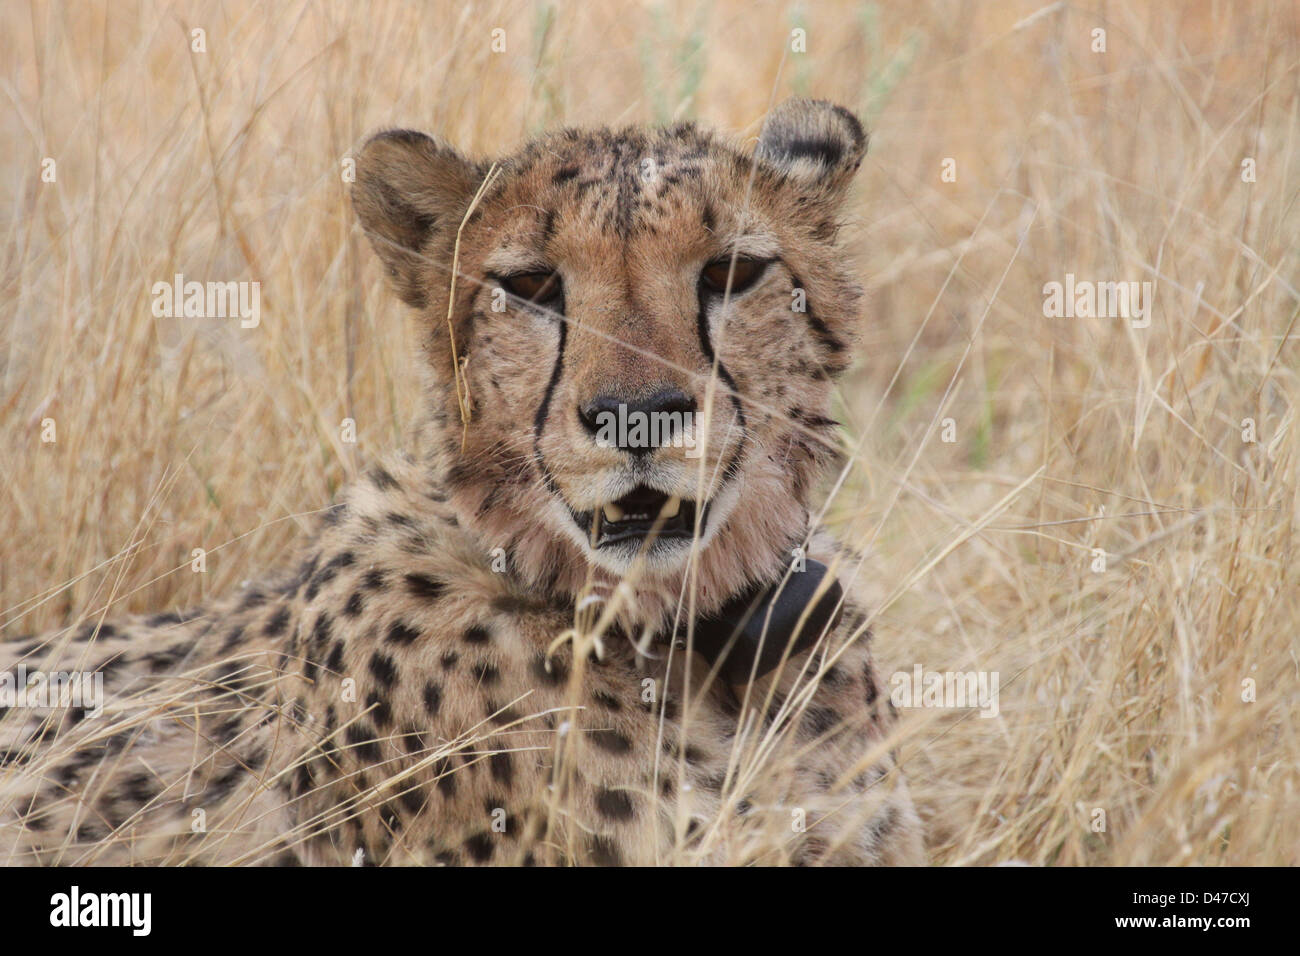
[{"xmin": 577, "ymin": 388, "xmax": 697, "ymax": 454}]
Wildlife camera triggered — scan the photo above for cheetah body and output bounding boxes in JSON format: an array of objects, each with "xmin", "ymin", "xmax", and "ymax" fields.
[{"xmin": 1, "ymin": 99, "xmax": 923, "ymax": 866}]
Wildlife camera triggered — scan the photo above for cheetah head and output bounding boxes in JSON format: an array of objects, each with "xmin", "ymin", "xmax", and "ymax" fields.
[{"xmin": 353, "ymin": 99, "xmax": 867, "ymax": 621}]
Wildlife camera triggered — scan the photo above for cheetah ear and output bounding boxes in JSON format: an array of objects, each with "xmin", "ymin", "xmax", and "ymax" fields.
[
  {"xmin": 755, "ymin": 99, "xmax": 868, "ymax": 202},
  {"xmin": 353, "ymin": 129, "xmax": 482, "ymax": 309}
]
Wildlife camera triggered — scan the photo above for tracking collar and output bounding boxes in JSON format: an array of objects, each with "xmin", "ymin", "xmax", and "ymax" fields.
[{"xmin": 688, "ymin": 558, "xmax": 844, "ymax": 684}]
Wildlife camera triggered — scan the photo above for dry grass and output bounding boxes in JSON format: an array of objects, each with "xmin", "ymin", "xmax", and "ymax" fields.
[{"xmin": 2, "ymin": 0, "xmax": 1298, "ymax": 865}]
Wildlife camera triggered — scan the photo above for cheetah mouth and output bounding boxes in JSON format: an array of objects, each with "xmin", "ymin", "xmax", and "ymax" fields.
[{"xmin": 571, "ymin": 485, "xmax": 705, "ymax": 549}]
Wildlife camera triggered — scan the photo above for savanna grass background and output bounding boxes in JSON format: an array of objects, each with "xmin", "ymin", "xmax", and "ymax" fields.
[{"xmin": 2, "ymin": 0, "xmax": 1297, "ymax": 865}]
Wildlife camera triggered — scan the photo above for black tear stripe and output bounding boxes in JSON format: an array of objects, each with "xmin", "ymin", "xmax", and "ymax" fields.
[
  {"xmin": 694, "ymin": 286, "xmax": 749, "ymax": 481},
  {"xmin": 789, "ymin": 275, "xmax": 848, "ymax": 371},
  {"xmin": 532, "ymin": 295, "xmax": 569, "ymax": 497}
]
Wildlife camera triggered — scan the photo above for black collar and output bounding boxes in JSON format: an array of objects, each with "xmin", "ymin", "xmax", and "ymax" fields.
[{"xmin": 689, "ymin": 558, "xmax": 844, "ymax": 684}]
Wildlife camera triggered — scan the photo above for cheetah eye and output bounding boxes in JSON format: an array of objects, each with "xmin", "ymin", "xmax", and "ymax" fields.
[
  {"xmin": 699, "ymin": 257, "xmax": 770, "ymax": 296},
  {"xmin": 500, "ymin": 270, "xmax": 563, "ymax": 306}
]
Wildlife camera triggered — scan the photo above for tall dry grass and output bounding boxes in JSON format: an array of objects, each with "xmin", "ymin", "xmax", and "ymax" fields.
[{"xmin": 1, "ymin": 0, "xmax": 1297, "ymax": 864}]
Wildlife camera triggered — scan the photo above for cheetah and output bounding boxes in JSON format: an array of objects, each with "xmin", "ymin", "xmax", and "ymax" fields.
[{"xmin": 0, "ymin": 98, "xmax": 923, "ymax": 866}]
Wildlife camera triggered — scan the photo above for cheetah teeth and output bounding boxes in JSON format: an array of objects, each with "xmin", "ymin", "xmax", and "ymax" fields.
[{"xmin": 601, "ymin": 496, "xmax": 682, "ymax": 523}]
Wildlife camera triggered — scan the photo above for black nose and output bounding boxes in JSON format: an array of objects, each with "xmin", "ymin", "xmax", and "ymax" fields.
[{"xmin": 578, "ymin": 388, "xmax": 698, "ymax": 453}]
